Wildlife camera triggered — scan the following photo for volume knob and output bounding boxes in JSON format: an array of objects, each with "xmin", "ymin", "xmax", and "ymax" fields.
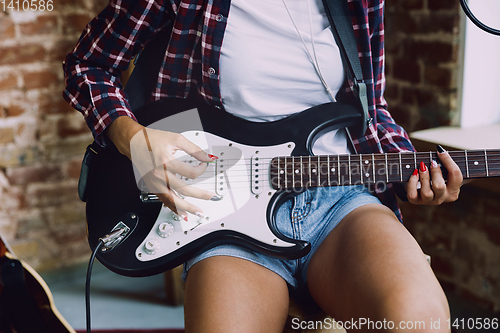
[
  {"xmin": 144, "ymin": 239, "xmax": 159, "ymax": 255},
  {"xmin": 158, "ymin": 222, "xmax": 174, "ymax": 238}
]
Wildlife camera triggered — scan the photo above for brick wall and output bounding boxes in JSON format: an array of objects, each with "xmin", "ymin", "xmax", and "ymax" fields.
[
  {"xmin": 0, "ymin": 0, "xmax": 108, "ymax": 270},
  {"xmin": 385, "ymin": 0, "xmax": 500, "ymax": 313}
]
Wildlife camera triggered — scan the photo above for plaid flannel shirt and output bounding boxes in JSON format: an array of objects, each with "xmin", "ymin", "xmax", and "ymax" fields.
[{"xmin": 63, "ymin": 0, "xmax": 415, "ymax": 221}]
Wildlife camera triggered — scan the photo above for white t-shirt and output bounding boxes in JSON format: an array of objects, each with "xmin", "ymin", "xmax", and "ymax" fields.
[{"xmin": 219, "ymin": 0, "xmax": 352, "ymax": 154}]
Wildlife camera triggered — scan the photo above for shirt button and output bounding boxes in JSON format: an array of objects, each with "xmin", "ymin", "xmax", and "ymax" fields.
[
  {"xmin": 208, "ymin": 67, "xmax": 216, "ymax": 75},
  {"xmin": 216, "ymin": 14, "xmax": 224, "ymax": 22},
  {"xmin": 215, "ymin": 105, "xmax": 221, "ymax": 109}
]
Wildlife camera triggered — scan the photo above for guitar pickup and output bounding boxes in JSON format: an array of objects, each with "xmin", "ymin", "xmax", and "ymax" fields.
[
  {"xmin": 215, "ymin": 158, "xmax": 229, "ymax": 197},
  {"xmin": 251, "ymin": 154, "xmax": 263, "ymax": 195}
]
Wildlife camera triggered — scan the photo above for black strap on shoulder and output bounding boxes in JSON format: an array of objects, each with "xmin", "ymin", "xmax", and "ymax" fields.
[{"xmin": 322, "ymin": 0, "xmax": 370, "ymax": 135}]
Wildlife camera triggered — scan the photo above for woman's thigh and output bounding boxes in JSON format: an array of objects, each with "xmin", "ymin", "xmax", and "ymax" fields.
[
  {"xmin": 307, "ymin": 203, "xmax": 450, "ymax": 332},
  {"xmin": 184, "ymin": 256, "xmax": 290, "ymax": 333}
]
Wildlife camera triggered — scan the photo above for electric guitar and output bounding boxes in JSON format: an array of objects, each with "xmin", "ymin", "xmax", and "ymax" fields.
[
  {"xmin": 0, "ymin": 234, "xmax": 76, "ymax": 333},
  {"xmin": 83, "ymin": 99, "xmax": 500, "ymax": 277}
]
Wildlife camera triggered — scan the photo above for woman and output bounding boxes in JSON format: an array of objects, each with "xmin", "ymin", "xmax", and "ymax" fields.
[{"xmin": 64, "ymin": 0, "xmax": 462, "ymax": 331}]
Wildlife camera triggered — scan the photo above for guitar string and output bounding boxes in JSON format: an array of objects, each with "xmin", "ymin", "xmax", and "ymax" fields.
[
  {"xmin": 142, "ymin": 160, "xmax": 500, "ymax": 193},
  {"xmin": 141, "ymin": 151, "xmax": 500, "ymax": 192}
]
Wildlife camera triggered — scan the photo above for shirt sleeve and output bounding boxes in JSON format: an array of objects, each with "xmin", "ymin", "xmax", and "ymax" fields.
[{"xmin": 62, "ymin": 0, "xmax": 174, "ymax": 146}]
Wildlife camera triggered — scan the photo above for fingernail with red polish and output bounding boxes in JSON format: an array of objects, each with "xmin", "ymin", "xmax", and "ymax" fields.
[
  {"xmin": 420, "ymin": 161, "xmax": 427, "ymax": 172},
  {"xmin": 208, "ymin": 154, "xmax": 219, "ymax": 160},
  {"xmin": 431, "ymin": 160, "xmax": 438, "ymax": 168},
  {"xmin": 412, "ymin": 169, "xmax": 418, "ymax": 176}
]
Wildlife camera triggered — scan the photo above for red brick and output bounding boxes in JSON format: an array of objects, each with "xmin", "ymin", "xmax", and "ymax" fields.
[
  {"xmin": 39, "ymin": 94, "xmax": 75, "ymax": 115},
  {"xmin": 405, "ymin": 40, "xmax": 456, "ymax": 64},
  {"xmin": 424, "ymin": 65, "xmax": 452, "ymax": 88},
  {"xmin": 419, "ymin": 12, "xmax": 459, "ymax": 34},
  {"xmin": 393, "ymin": 58, "xmax": 421, "ymax": 83},
  {"xmin": 67, "ymin": 158, "xmax": 83, "ymax": 179},
  {"xmin": 62, "ymin": 13, "xmax": 93, "ymax": 35},
  {"xmin": 428, "ymin": 0, "xmax": 458, "ymax": 11},
  {"xmin": 0, "ymin": 13, "xmax": 15, "ymax": 39},
  {"xmin": 23, "ymin": 70, "xmax": 59, "ymax": 90},
  {"xmin": 0, "ymin": 127, "xmax": 14, "ymax": 144},
  {"xmin": 53, "ymin": 0, "xmax": 85, "ymax": 6},
  {"xmin": 46, "ymin": 39, "xmax": 77, "ymax": 63},
  {"xmin": 2, "ymin": 104, "xmax": 26, "ymax": 117},
  {"xmin": 0, "ymin": 73, "xmax": 18, "ymax": 91},
  {"xmin": 386, "ymin": 0, "xmax": 424, "ymax": 10},
  {"xmin": 386, "ymin": 10, "xmax": 418, "ymax": 34},
  {"xmin": 384, "ymin": 82, "xmax": 399, "ymax": 101},
  {"xmin": 26, "ymin": 184, "xmax": 78, "ymax": 208},
  {"xmin": 19, "ymin": 15, "xmax": 58, "ymax": 36},
  {"xmin": 0, "ymin": 44, "xmax": 46, "ymax": 66},
  {"xmin": 57, "ymin": 117, "xmax": 89, "ymax": 138},
  {"xmin": 6, "ymin": 165, "xmax": 63, "ymax": 186},
  {"xmin": 388, "ymin": 104, "xmax": 412, "ymax": 129}
]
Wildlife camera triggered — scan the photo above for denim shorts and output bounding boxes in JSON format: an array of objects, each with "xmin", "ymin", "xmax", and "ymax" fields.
[{"xmin": 182, "ymin": 185, "xmax": 381, "ymax": 289}]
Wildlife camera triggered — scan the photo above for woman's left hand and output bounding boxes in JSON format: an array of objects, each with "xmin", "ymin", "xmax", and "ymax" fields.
[{"xmin": 405, "ymin": 148, "xmax": 463, "ymax": 205}]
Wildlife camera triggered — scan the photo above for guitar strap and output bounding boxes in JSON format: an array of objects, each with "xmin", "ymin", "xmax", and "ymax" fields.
[
  {"xmin": 125, "ymin": 0, "xmax": 371, "ymax": 136},
  {"xmin": 321, "ymin": 0, "xmax": 370, "ymax": 136}
]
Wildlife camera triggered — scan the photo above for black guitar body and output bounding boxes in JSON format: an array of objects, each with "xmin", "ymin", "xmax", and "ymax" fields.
[{"xmin": 85, "ymin": 98, "xmax": 362, "ymax": 277}]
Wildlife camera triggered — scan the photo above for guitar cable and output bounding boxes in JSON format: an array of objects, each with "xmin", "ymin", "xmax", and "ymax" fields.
[{"xmin": 86, "ymin": 228, "xmax": 127, "ymax": 333}]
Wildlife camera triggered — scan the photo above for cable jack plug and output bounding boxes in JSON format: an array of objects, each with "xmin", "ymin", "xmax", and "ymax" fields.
[{"xmin": 99, "ymin": 221, "xmax": 131, "ymax": 252}]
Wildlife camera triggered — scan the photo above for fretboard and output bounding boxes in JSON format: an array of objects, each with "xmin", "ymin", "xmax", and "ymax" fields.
[{"xmin": 269, "ymin": 149, "xmax": 500, "ymax": 190}]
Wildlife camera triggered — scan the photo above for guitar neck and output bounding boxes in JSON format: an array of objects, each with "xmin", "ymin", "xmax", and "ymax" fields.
[{"xmin": 270, "ymin": 149, "xmax": 500, "ymax": 189}]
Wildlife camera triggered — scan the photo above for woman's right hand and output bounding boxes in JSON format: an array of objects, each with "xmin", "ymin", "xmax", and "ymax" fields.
[{"xmin": 106, "ymin": 116, "xmax": 218, "ymax": 220}]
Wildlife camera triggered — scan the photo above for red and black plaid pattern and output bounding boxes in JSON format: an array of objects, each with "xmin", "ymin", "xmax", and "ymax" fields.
[{"xmin": 63, "ymin": 0, "xmax": 415, "ymax": 221}]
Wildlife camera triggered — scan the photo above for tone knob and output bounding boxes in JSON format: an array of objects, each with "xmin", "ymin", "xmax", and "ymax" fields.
[
  {"xmin": 170, "ymin": 212, "xmax": 181, "ymax": 221},
  {"xmin": 158, "ymin": 222, "xmax": 174, "ymax": 238},
  {"xmin": 144, "ymin": 239, "xmax": 159, "ymax": 255}
]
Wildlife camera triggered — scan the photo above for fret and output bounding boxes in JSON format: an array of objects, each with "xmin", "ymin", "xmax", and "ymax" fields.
[
  {"xmin": 465, "ymin": 150, "xmax": 469, "ymax": 178},
  {"xmin": 317, "ymin": 155, "xmax": 321, "ymax": 186},
  {"xmin": 310, "ymin": 156, "xmax": 317, "ymax": 187},
  {"xmin": 466, "ymin": 151, "xmax": 486, "ymax": 179},
  {"xmin": 305, "ymin": 156, "xmax": 309, "ymax": 187},
  {"xmin": 318, "ymin": 156, "xmax": 328, "ymax": 187},
  {"xmin": 485, "ymin": 149, "xmax": 489, "ymax": 177},
  {"xmin": 399, "ymin": 152, "xmax": 403, "ymax": 182},
  {"xmin": 360, "ymin": 154, "xmax": 363, "ymax": 184},
  {"xmin": 488, "ymin": 149, "xmax": 500, "ymax": 177},
  {"xmin": 385, "ymin": 153, "xmax": 389, "ymax": 183},
  {"xmin": 327, "ymin": 155, "xmax": 331, "ymax": 186},
  {"xmin": 429, "ymin": 151, "xmax": 433, "ymax": 165},
  {"xmin": 277, "ymin": 157, "xmax": 280, "ymax": 188},
  {"xmin": 400, "ymin": 153, "xmax": 414, "ymax": 181},
  {"xmin": 337, "ymin": 155, "xmax": 340, "ymax": 185},
  {"xmin": 386, "ymin": 153, "xmax": 401, "ymax": 182},
  {"xmin": 300, "ymin": 156, "xmax": 304, "ymax": 187},
  {"xmin": 413, "ymin": 152, "xmax": 417, "ymax": 170},
  {"xmin": 348, "ymin": 154, "xmax": 352, "ymax": 185},
  {"xmin": 283, "ymin": 156, "xmax": 287, "ymax": 189},
  {"xmin": 372, "ymin": 153, "xmax": 376, "ymax": 183}
]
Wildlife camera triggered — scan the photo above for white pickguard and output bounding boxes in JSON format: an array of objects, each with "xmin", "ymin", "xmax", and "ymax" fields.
[{"xmin": 135, "ymin": 131, "xmax": 296, "ymax": 261}]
